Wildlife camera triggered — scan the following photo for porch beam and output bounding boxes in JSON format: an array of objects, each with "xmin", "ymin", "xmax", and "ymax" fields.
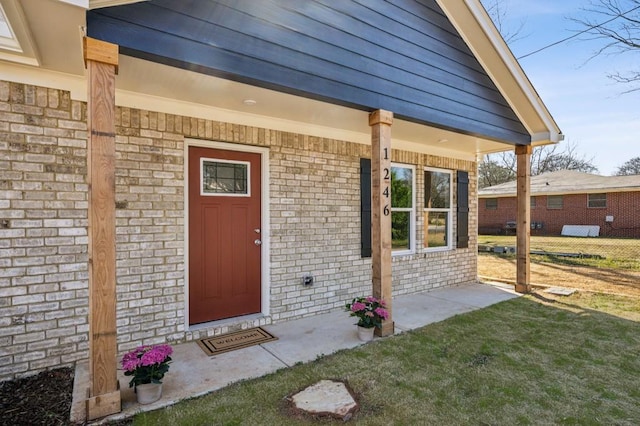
[
  {"xmin": 83, "ymin": 37, "xmax": 121, "ymax": 420},
  {"xmin": 369, "ymin": 110, "xmax": 394, "ymax": 337},
  {"xmin": 515, "ymin": 144, "xmax": 532, "ymax": 293}
]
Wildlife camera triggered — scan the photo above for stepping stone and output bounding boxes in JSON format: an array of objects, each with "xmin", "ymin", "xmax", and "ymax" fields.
[
  {"xmin": 290, "ymin": 380, "xmax": 358, "ymax": 420},
  {"xmin": 546, "ymin": 287, "xmax": 577, "ymax": 296}
]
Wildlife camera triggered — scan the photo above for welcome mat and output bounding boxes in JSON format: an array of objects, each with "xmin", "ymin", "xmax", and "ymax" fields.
[{"xmin": 197, "ymin": 327, "xmax": 278, "ymax": 356}]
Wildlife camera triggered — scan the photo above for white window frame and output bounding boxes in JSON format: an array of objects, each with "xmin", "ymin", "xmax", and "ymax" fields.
[
  {"xmin": 423, "ymin": 167, "xmax": 453, "ymax": 252},
  {"xmin": 200, "ymin": 157, "xmax": 251, "ymax": 197},
  {"xmin": 391, "ymin": 163, "xmax": 416, "ymax": 256}
]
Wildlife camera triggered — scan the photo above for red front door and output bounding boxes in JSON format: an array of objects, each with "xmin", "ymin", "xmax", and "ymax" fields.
[{"xmin": 188, "ymin": 146, "xmax": 262, "ymax": 325}]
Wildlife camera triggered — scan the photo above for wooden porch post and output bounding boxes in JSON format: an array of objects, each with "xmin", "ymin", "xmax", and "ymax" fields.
[
  {"xmin": 369, "ymin": 110, "xmax": 394, "ymax": 337},
  {"xmin": 515, "ymin": 145, "xmax": 532, "ymax": 293},
  {"xmin": 83, "ymin": 37, "xmax": 121, "ymax": 420}
]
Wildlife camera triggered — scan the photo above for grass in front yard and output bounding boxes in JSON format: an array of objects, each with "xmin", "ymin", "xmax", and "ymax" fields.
[{"xmin": 130, "ymin": 293, "xmax": 640, "ymax": 425}]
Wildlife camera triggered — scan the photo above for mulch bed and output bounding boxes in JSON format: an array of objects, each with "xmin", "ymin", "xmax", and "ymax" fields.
[
  {"xmin": 0, "ymin": 367, "xmax": 132, "ymax": 425},
  {"xmin": 1, "ymin": 367, "xmax": 75, "ymax": 425}
]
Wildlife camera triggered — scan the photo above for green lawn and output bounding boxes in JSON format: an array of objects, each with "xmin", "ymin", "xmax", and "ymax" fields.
[
  {"xmin": 479, "ymin": 235, "xmax": 640, "ymax": 269},
  {"xmin": 128, "ymin": 293, "xmax": 640, "ymax": 425}
]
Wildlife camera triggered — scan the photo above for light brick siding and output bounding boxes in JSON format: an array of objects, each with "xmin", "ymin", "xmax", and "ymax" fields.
[
  {"xmin": 478, "ymin": 193, "xmax": 640, "ymax": 238},
  {"xmin": 0, "ymin": 81, "xmax": 89, "ymax": 380},
  {"xmin": 1, "ymin": 80, "xmax": 477, "ymax": 381}
]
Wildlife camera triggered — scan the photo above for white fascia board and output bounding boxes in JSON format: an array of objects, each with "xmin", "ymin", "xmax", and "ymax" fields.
[
  {"xmin": 57, "ymin": 0, "xmax": 89, "ymax": 8},
  {"xmin": 531, "ymin": 131, "xmax": 564, "ymax": 144},
  {"xmin": 2, "ymin": 62, "xmax": 86, "ymax": 99},
  {"xmin": 0, "ymin": 50, "xmax": 38, "ymax": 65},
  {"xmin": 437, "ymin": 0, "xmax": 562, "ymax": 145},
  {"xmin": 89, "ymin": 0, "xmax": 146, "ymax": 9},
  {"xmin": 58, "ymin": 0, "xmax": 146, "ymax": 10}
]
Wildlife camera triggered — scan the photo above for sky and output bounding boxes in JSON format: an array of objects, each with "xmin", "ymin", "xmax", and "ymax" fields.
[{"xmin": 492, "ymin": 0, "xmax": 640, "ymax": 175}]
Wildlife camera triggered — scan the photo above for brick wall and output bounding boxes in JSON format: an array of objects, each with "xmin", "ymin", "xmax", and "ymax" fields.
[
  {"xmin": 1, "ymin": 80, "xmax": 477, "ymax": 381},
  {"xmin": 478, "ymin": 193, "xmax": 640, "ymax": 238},
  {"xmin": 0, "ymin": 82, "xmax": 90, "ymax": 380},
  {"xmin": 268, "ymin": 141, "xmax": 478, "ymax": 321},
  {"xmin": 112, "ymin": 109, "xmax": 186, "ymax": 350}
]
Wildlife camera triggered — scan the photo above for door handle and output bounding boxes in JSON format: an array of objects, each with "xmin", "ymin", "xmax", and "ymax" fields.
[{"xmin": 254, "ymin": 239, "xmax": 262, "ymax": 246}]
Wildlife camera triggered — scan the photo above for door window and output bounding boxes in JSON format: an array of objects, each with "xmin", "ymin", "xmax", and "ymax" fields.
[{"xmin": 201, "ymin": 158, "xmax": 250, "ymax": 196}]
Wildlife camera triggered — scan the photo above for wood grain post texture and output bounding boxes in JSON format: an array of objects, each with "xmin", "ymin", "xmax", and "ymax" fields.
[
  {"xmin": 515, "ymin": 145, "xmax": 532, "ymax": 293},
  {"xmin": 369, "ymin": 110, "xmax": 394, "ymax": 337},
  {"xmin": 83, "ymin": 37, "xmax": 121, "ymax": 420}
]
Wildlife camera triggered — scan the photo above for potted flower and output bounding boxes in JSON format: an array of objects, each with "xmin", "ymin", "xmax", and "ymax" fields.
[
  {"xmin": 345, "ymin": 296, "xmax": 389, "ymax": 341},
  {"xmin": 121, "ymin": 344, "xmax": 173, "ymax": 404}
]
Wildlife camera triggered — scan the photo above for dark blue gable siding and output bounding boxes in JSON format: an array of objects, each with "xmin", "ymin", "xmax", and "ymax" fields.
[{"xmin": 87, "ymin": 0, "xmax": 530, "ymax": 144}]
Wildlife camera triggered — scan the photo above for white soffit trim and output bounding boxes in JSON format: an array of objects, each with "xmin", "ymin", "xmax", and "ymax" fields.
[
  {"xmin": 88, "ymin": 0, "xmax": 146, "ymax": 9},
  {"xmin": 117, "ymin": 89, "xmax": 478, "ymax": 162},
  {"xmin": 437, "ymin": 0, "xmax": 563, "ymax": 144},
  {"xmin": 57, "ymin": 0, "xmax": 88, "ymax": 8},
  {"xmin": 531, "ymin": 132, "xmax": 559, "ymax": 146},
  {"xmin": 2, "ymin": 58, "xmax": 477, "ymax": 162},
  {"xmin": 2, "ymin": 62, "xmax": 86, "ymax": 99},
  {"xmin": 58, "ymin": 0, "xmax": 146, "ymax": 10}
]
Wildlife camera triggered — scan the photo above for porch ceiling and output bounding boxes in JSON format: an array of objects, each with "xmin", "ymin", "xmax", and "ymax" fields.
[
  {"xmin": 2, "ymin": 0, "xmax": 538, "ymax": 159},
  {"xmin": 116, "ymin": 55, "xmax": 513, "ymax": 158}
]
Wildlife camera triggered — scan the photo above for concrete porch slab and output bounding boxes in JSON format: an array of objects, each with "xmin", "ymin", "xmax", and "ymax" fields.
[
  {"xmin": 393, "ymin": 283, "xmax": 517, "ymax": 331},
  {"xmin": 393, "ymin": 292, "xmax": 477, "ymax": 331},
  {"xmin": 428, "ymin": 282, "xmax": 520, "ymax": 308},
  {"xmin": 261, "ymin": 309, "xmax": 368, "ymax": 366},
  {"xmin": 71, "ymin": 339, "xmax": 287, "ymax": 423},
  {"xmin": 73, "ymin": 282, "xmax": 519, "ymax": 424}
]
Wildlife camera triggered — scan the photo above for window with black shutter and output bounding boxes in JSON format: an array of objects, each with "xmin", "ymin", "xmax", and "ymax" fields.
[
  {"xmin": 360, "ymin": 158, "xmax": 372, "ymax": 258},
  {"xmin": 456, "ymin": 171, "xmax": 469, "ymax": 249}
]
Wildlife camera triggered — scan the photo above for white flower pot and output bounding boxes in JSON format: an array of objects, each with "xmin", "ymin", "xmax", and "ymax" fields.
[
  {"xmin": 357, "ymin": 326, "xmax": 375, "ymax": 342},
  {"xmin": 136, "ymin": 383, "xmax": 162, "ymax": 404}
]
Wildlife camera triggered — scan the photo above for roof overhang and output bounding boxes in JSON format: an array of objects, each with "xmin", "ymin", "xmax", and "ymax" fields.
[
  {"xmin": 479, "ymin": 171, "xmax": 640, "ymax": 197},
  {"xmin": 57, "ymin": 0, "xmax": 145, "ymax": 8},
  {"xmin": 437, "ymin": 0, "xmax": 563, "ymax": 146},
  {"xmin": 479, "ymin": 188, "xmax": 640, "ymax": 198},
  {"xmin": 1, "ymin": 0, "xmax": 562, "ymax": 160}
]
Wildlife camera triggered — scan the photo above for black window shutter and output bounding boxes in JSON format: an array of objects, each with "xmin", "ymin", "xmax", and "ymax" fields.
[
  {"xmin": 360, "ymin": 158, "xmax": 372, "ymax": 258},
  {"xmin": 456, "ymin": 170, "xmax": 469, "ymax": 249}
]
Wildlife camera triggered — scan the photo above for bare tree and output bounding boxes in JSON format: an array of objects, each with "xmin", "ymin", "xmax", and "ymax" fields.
[
  {"xmin": 530, "ymin": 142, "xmax": 599, "ymax": 175},
  {"xmin": 480, "ymin": 0, "xmax": 528, "ymax": 44},
  {"xmin": 479, "ymin": 142, "xmax": 599, "ymax": 188},
  {"xmin": 614, "ymin": 156, "xmax": 640, "ymax": 174},
  {"xmin": 573, "ymin": 0, "xmax": 640, "ymax": 92},
  {"xmin": 478, "ymin": 1, "xmax": 601, "ymax": 188},
  {"xmin": 478, "ymin": 157, "xmax": 515, "ymax": 189}
]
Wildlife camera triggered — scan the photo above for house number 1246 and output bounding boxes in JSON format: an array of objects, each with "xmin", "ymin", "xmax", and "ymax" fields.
[{"xmin": 383, "ymin": 148, "xmax": 390, "ymax": 216}]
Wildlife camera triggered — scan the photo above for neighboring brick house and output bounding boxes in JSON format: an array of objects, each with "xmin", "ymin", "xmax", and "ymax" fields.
[
  {"xmin": 478, "ymin": 170, "xmax": 640, "ymax": 238},
  {"xmin": 0, "ymin": 0, "xmax": 561, "ymax": 382}
]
